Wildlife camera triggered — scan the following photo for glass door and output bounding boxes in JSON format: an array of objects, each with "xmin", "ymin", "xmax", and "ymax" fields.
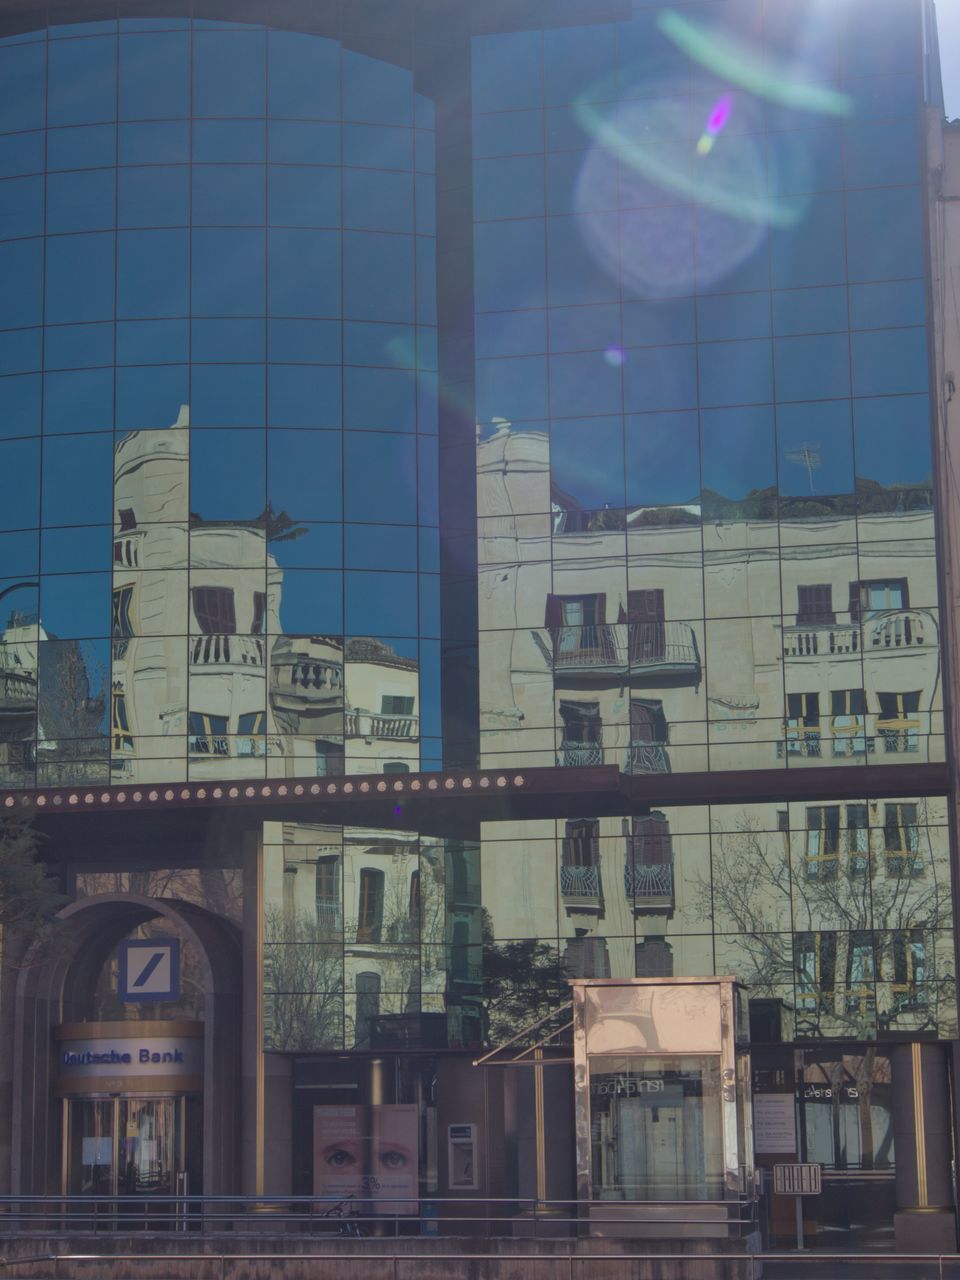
[
  {"xmin": 65, "ymin": 1097, "xmax": 196, "ymax": 1200},
  {"xmin": 118, "ymin": 1099, "xmax": 179, "ymax": 1197},
  {"xmin": 66, "ymin": 1099, "xmax": 116, "ymax": 1196}
]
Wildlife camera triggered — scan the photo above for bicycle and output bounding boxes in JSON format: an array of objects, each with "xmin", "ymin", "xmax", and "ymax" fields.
[{"xmin": 317, "ymin": 1197, "xmax": 368, "ymax": 1237}]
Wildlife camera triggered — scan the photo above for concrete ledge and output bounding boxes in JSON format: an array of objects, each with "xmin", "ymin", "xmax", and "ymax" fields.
[{"xmin": 0, "ymin": 1233, "xmax": 762, "ymax": 1280}]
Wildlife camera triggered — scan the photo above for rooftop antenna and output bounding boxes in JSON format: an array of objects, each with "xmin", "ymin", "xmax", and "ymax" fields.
[{"xmin": 784, "ymin": 442, "xmax": 822, "ymax": 493}]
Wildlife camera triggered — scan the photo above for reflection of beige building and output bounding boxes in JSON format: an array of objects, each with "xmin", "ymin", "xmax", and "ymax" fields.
[
  {"xmin": 108, "ymin": 413, "xmax": 422, "ymax": 785},
  {"xmin": 478, "ymin": 424, "xmax": 942, "ymax": 777},
  {"xmin": 476, "ymin": 421, "xmax": 952, "ymax": 1040},
  {"xmin": 263, "ymin": 820, "xmax": 447, "ymax": 1052},
  {"xmin": 110, "ymin": 411, "xmax": 282, "ymax": 782}
]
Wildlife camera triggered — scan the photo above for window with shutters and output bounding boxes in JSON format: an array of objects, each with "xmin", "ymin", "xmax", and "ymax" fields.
[
  {"xmin": 797, "ymin": 584, "xmax": 835, "ymax": 625},
  {"xmin": 191, "ymin": 586, "xmax": 236, "ymax": 634},
  {"xmin": 561, "ymin": 818, "xmax": 602, "ymax": 905},
  {"xmin": 315, "ymin": 856, "xmax": 341, "ymax": 933},
  {"xmin": 635, "ymin": 937, "xmax": 674, "ymax": 978},
  {"xmin": 237, "ymin": 709, "xmax": 265, "ymax": 756},
  {"xmin": 849, "ymin": 579, "xmax": 908, "ymax": 621},
  {"xmin": 188, "ymin": 711, "xmax": 229, "ymax": 755},
  {"xmin": 111, "ymin": 688, "xmax": 133, "ymax": 752},
  {"xmin": 831, "ymin": 688, "xmax": 869, "ymax": 757},
  {"xmin": 876, "ymin": 691, "xmax": 921, "ymax": 754},
  {"xmin": 251, "ymin": 591, "xmax": 266, "ymax": 636},
  {"xmin": 625, "ymin": 812, "xmax": 674, "ymax": 909},
  {"xmin": 845, "ymin": 933, "xmax": 876, "ymax": 1015},
  {"xmin": 795, "ymin": 932, "xmax": 837, "ymax": 1014},
  {"xmin": 885, "ymin": 931, "xmax": 927, "ymax": 1010},
  {"xmin": 558, "ymin": 701, "xmax": 603, "ymax": 767},
  {"xmin": 627, "ymin": 699, "xmax": 669, "ymax": 774},
  {"xmin": 546, "ymin": 593, "xmax": 616, "ymax": 665},
  {"xmin": 805, "ymin": 806, "xmax": 840, "ymax": 880},
  {"xmin": 846, "ymin": 803, "xmax": 870, "ymax": 877},
  {"xmin": 354, "ymin": 971, "xmax": 381, "ymax": 1049},
  {"xmin": 357, "ymin": 867, "xmax": 385, "ymax": 942},
  {"xmin": 883, "ymin": 802, "xmax": 922, "ymax": 877},
  {"xmin": 783, "ymin": 692, "xmax": 821, "ymax": 757},
  {"xmin": 563, "ymin": 935, "xmax": 610, "ymax": 978},
  {"xmin": 381, "ymin": 694, "xmax": 415, "ymax": 716},
  {"xmin": 112, "ymin": 585, "xmax": 135, "ymax": 638},
  {"xmin": 625, "ymin": 588, "xmax": 665, "ymax": 663}
]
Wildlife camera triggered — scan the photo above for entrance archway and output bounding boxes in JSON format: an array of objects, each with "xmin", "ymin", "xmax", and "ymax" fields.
[{"xmin": 12, "ymin": 894, "xmax": 240, "ymax": 1195}]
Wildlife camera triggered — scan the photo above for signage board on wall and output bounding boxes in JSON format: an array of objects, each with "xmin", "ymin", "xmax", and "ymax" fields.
[
  {"xmin": 55, "ymin": 1029, "xmax": 203, "ymax": 1093},
  {"xmin": 119, "ymin": 938, "xmax": 180, "ymax": 1002},
  {"xmin": 314, "ymin": 1104, "xmax": 419, "ymax": 1216},
  {"xmin": 753, "ymin": 1094, "xmax": 797, "ymax": 1154}
]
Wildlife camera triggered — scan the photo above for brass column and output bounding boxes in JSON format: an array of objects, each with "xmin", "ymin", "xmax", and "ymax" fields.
[{"xmin": 892, "ymin": 1042, "xmax": 956, "ymax": 1252}]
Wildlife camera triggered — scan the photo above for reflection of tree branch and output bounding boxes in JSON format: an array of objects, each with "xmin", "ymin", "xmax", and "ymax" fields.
[
  {"xmin": 695, "ymin": 812, "xmax": 953, "ymax": 1036},
  {"xmin": 264, "ymin": 905, "xmax": 343, "ymax": 1050}
]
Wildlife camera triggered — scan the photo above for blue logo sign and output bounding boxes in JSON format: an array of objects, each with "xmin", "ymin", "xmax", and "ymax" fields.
[{"xmin": 119, "ymin": 938, "xmax": 180, "ymax": 1002}]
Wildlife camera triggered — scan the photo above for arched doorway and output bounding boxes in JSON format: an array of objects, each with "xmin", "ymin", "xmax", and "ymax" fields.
[{"xmin": 12, "ymin": 895, "xmax": 241, "ymax": 1196}]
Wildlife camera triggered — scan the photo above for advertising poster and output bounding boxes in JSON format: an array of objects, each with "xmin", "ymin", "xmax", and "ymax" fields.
[
  {"xmin": 314, "ymin": 1104, "xmax": 419, "ymax": 1215},
  {"xmin": 753, "ymin": 1094, "xmax": 798, "ymax": 1154}
]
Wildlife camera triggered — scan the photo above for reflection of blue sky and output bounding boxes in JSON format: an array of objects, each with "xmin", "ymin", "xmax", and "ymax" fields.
[
  {"xmin": 700, "ymin": 406, "xmax": 775, "ymax": 497},
  {"xmin": 853, "ymin": 395, "xmax": 931, "ymax": 486},
  {"xmin": 777, "ymin": 401, "xmax": 853, "ymax": 496},
  {"xmin": 550, "ymin": 417, "xmax": 622, "ymax": 508},
  {"xmin": 40, "ymin": 572, "xmax": 110, "ymax": 639},
  {"xmin": 191, "ymin": 430, "xmax": 265, "ymax": 521},
  {"xmin": 626, "ymin": 412, "xmax": 699, "ymax": 506}
]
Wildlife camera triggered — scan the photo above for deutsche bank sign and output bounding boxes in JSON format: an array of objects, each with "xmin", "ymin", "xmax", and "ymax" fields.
[
  {"xmin": 119, "ymin": 938, "xmax": 180, "ymax": 1002},
  {"xmin": 58, "ymin": 1036, "xmax": 202, "ymax": 1081}
]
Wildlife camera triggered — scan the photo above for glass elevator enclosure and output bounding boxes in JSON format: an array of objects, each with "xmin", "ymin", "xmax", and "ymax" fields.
[{"xmin": 572, "ymin": 978, "xmax": 753, "ymax": 1238}]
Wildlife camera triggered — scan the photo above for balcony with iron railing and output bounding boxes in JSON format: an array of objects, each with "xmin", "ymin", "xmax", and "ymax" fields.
[
  {"xmin": 559, "ymin": 739, "xmax": 604, "ymax": 768},
  {"xmin": 559, "ymin": 862, "xmax": 603, "ymax": 910},
  {"xmin": 315, "ymin": 900, "xmax": 343, "ymax": 935},
  {"xmin": 188, "ymin": 734, "xmax": 229, "ymax": 756},
  {"xmin": 345, "ymin": 709, "xmax": 419, "ymax": 739},
  {"xmin": 624, "ymin": 860, "xmax": 674, "ymax": 910},
  {"xmin": 0, "ymin": 670, "xmax": 36, "ymax": 712},
  {"xmin": 781, "ymin": 609, "xmax": 937, "ymax": 660},
  {"xmin": 550, "ymin": 622, "xmax": 700, "ymax": 679},
  {"xmin": 625, "ymin": 741, "xmax": 670, "ymax": 774},
  {"xmin": 191, "ymin": 634, "xmax": 265, "ymax": 667},
  {"xmin": 777, "ymin": 714, "xmax": 925, "ymax": 760}
]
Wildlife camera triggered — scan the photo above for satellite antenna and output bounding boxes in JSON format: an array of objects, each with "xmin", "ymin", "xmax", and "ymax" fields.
[{"xmin": 784, "ymin": 442, "xmax": 822, "ymax": 493}]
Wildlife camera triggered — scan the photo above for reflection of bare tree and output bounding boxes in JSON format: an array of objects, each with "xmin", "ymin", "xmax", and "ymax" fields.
[
  {"xmin": 37, "ymin": 642, "xmax": 108, "ymax": 786},
  {"xmin": 696, "ymin": 812, "xmax": 954, "ymax": 1036},
  {"xmin": 76, "ymin": 867, "xmax": 243, "ymax": 924},
  {"xmin": 265, "ymin": 905, "xmax": 344, "ymax": 1050}
]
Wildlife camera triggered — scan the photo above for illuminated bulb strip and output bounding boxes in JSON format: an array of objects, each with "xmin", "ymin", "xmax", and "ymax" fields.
[{"xmin": 0, "ymin": 769, "xmax": 528, "ymax": 811}]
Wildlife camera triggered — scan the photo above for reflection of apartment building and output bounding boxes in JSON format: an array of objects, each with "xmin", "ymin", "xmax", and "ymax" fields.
[
  {"xmin": 478, "ymin": 426, "xmax": 942, "ymax": 780},
  {"xmin": 263, "ymin": 819, "xmax": 446, "ymax": 1052}
]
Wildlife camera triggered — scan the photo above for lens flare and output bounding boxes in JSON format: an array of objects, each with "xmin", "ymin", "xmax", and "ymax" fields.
[
  {"xmin": 696, "ymin": 92, "xmax": 734, "ymax": 156},
  {"xmin": 657, "ymin": 9, "xmax": 852, "ymax": 117},
  {"xmin": 575, "ymin": 89, "xmax": 802, "ymax": 231}
]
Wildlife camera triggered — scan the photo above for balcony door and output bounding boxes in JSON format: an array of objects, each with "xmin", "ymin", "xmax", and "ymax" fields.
[{"xmin": 626, "ymin": 590, "xmax": 665, "ymax": 663}]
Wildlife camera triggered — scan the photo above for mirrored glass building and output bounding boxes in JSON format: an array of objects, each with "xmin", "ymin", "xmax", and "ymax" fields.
[{"xmin": 0, "ymin": 0, "xmax": 956, "ymax": 1257}]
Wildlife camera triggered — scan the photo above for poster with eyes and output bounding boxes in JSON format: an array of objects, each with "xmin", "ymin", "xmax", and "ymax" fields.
[{"xmin": 314, "ymin": 1104, "xmax": 419, "ymax": 1215}]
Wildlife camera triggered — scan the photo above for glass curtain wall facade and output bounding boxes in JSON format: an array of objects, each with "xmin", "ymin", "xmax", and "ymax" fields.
[
  {"xmin": 473, "ymin": 0, "xmax": 956, "ymax": 1044},
  {"xmin": 0, "ymin": 0, "xmax": 954, "ymax": 1233},
  {"xmin": 0, "ymin": 5, "xmax": 442, "ymax": 788}
]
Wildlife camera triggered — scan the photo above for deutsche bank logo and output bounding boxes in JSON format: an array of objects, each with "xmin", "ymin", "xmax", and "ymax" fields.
[{"xmin": 119, "ymin": 939, "xmax": 180, "ymax": 1002}]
